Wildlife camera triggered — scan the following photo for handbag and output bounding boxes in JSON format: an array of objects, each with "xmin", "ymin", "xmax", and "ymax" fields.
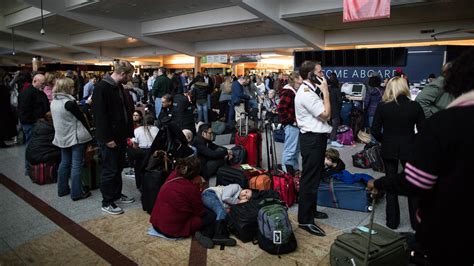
[{"xmin": 357, "ymin": 130, "xmax": 372, "ymax": 144}]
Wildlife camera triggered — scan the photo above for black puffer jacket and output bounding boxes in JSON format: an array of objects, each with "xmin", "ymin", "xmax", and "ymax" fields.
[{"xmin": 26, "ymin": 120, "xmax": 61, "ymax": 164}]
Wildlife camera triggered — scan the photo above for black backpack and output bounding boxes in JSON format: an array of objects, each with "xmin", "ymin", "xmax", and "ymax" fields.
[
  {"xmin": 230, "ymin": 145, "xmax": 247, "ymax": 165},
  {"xmin": 364, "ymin": 143, "xmax": 385, "ymax": 172}
]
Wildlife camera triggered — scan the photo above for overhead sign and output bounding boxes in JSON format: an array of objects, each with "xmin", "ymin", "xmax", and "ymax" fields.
[
  {"xmin": 230, "ymin": 54, "xmax": 260, "ymax": 63},
  {"xmin": 322, "ymin": 67, "xmax": 398, "ymax": 82},
  {"xmin": 343, "ymin": 0, "xmax": 390, "ymax": 23},
  {"xmin": 201, "ymin": 54, "xmax": 228, "ymax": 64}
]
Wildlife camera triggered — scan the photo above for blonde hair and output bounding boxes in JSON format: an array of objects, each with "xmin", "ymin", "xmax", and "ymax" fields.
[
  {"xmin": 44, "ymin": 72, "xmax": 56, "ymax": 86},
  {"xmin": 286, "ymin": 71, "xmax": 300, "ymax": 88},
  {"xmin": 113, "ymin": 60, "xmax": 134, "ymax": 75},
  {"xmin": 382, "ymin": 76, "xmax": 410, "ymax": 103},
  {"xmin": 53, "ymin": 77, "xmax": 75, "ymax": 95}
]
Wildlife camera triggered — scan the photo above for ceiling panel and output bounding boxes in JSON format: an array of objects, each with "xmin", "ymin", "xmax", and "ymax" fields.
[
  {"xmin": 14, "ymin": 15, "xmax": 98, "ymax": 35},
  {"xmin": 152, "ymin": 21, "xmax": 285, "ymax": 42},
  {"xmin": 0, "ymin": 0, "xmax": 30, "ymax": 16},
  {"xmin": 72, "ymin": 0, "xmax": 235, "ymax": 22},
  {"xmin": 285, "ymin": 0, "xmax": 474, "ymax": 31},
  {"xmin": 84, "ymin": 38, "xmax": 149, "ymax": 49},
  {"xmin": 0, "ymin": 31, "xmax": 37, "ymax": 42}
]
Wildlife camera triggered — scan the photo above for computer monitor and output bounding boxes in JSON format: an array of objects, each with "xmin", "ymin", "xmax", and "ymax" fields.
[{"xmin": 352, "ymin": 84, "xmax": 363, "ymax": 95}]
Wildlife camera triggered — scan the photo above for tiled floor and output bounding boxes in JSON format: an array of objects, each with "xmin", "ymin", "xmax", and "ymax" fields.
[{"xmin": 0, "ymin": 137, "xmax": 414, "ymax": 265}]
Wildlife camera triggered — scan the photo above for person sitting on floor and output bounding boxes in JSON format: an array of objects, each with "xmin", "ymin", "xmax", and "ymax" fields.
[
  {"xmin": 182, "ymin": 129, "xmax": 197, "ymax": 157},
  {"xmin": 323, "ymin": 148, "xmax": 346, "ymax": 178},
  {"xmin": 200, "ymin": 184, "xmax": 252, "ymax": 248},
  {"xmin": 25, "ymin": 112, "xmax": 61, "ymax": 165},
  {"xmin": 192, "ymin": 124, "xmax": 233, "ymax": 180},
  {"xmin": 149, "ymin": 157, "xmax": 218, "ymax": 248}
]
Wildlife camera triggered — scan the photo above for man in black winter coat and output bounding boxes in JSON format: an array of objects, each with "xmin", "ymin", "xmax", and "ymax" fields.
[
  {"xmin": 192, "ymin": 124, "xmax": 232, "ymax": 180},
  {"xmin": 92, "ymin": 60, "xmax": 135, "ymax": 215},
  {"xmin": 18, "ymin": 74, "xmax": 48, "ymax": 173},
  {"xmin": 172, "ymin": 93, "xmax": 195, "ymax": 135}
]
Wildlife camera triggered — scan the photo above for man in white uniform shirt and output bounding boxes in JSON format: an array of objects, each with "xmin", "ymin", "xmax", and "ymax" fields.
[{"xmin": 295, "ymin": 61, "xmax": 332, "ymax": 236}]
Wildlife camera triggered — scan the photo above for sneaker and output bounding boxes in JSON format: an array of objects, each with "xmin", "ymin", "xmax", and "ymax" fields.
[
  {"xmin": 116, "ymin": 194, "xmax": 135, "ymax": 204},
  {"xmin": 195, "ymin": 231, "xmax": 214, "ymax": 249},
  {"xmin": 331, "ymin": 141, "xmax": 344, "ymax": 148},
  {"xmin": 124, "ymin": 169, "xmax": 135, "ymax": 178},
  {"xmin": 298, "ymin": 223, "xmax": 326, "ymax": 237},
  {"xmin": 101, "ymin": 203, "xmax": 124, "ymax": 215}
]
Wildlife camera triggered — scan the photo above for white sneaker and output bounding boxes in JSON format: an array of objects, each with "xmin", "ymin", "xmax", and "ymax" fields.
[
  {"xmin": 331, "ymin": 141, "xmax": 344, "ymax": 148},
  {"xmin": 101, "ymin": 203, "xmax": 124, "ymax": 215}
]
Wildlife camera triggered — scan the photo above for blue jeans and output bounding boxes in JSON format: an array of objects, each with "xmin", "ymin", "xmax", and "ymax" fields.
[
  {"xmin": 154, "ymin": 97, "xmax": 162, "ymax": 120},
  {"xmin": 22, "ymin": 123, "xmax": 34, "ymax": 172},
  {"xmin": 196, "ymin": 103, "xmax": 209, "ymax": 124},
  {"xmin": 281, "ymin": 125, "xmax": 300, "ymax": 173},
  {"xmin": 58, "ymin": 143, "xmax": 86, "ymax": 199},
  {"xmin": 227, "ymin": 102, "xmax": 235, "ymax": 126},
  {"xmin": 202, "ymin": 190, "xmax": 227, "ymax": 220},
  {"xmin": 99, "ymin": 141, "xmax": 126, "ymax": 206},
  {"xmin": 207, "ymin": 94, "xmax": 211, "ymax": 110},
  {"xmin": 368, "ymin": 116, "xmax": 374, "ymax": 128}
]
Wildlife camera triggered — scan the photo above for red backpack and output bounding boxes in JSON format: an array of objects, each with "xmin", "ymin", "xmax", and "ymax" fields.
[{"xmin": 272, "ymin": 171, "xmax": 296, "ymax": 207}]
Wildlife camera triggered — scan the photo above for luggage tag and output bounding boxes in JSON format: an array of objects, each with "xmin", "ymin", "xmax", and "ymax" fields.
[
  {"xmin": 356, "ymin": 226, "xmax": 377, "ymax": 235},
  {"xmin": 273, "ymin": 231, "xmax": 282, "ymax": 244}
]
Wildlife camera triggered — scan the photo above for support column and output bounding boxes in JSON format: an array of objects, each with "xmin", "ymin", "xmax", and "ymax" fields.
[
  {"xmin": 32, "ymin": 56, "xmax": 42, "ymax": 72},
  {"xmin": 194, "ymin": 56, "xmax": 201, "ymax": 75}
]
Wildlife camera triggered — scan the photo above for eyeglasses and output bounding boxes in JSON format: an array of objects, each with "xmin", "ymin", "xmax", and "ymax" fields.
[{"xmin": 205, "ymin": 131, "xmax": 214, "ymax": 135}]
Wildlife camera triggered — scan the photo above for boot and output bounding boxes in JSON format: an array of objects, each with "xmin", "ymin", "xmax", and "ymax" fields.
[
  {"xmin": 212, "ymin": 220, "xmax": 236, "ymax": 247},
  {"xmin": 195, "ymin": 231, "xmax": 214, "ymax": 249}
]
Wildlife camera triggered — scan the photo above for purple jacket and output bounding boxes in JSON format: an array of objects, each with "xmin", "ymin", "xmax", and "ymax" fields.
[{"xmin": 364, "ymin": 86, "xmax": 384, "ymax": 116}]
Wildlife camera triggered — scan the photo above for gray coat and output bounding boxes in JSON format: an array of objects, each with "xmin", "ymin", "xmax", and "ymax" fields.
[{"xmin": 51, "ymin": 93, "xmax": 92, "ymax": 148}]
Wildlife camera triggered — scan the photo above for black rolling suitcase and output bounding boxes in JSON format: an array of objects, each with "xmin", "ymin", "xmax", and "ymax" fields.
[
  {"xmin": 216, "ymin": 166, "xmax": 248, "ymax": 189},
  {"xmin": 330, "ymin": 194, "xmax": 409, "ymax": 266}
]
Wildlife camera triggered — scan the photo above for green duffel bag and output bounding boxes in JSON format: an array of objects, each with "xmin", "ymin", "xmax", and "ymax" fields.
[{"xmin": 330, "ymin": 223, "xmax": 409, "ymax": 266}]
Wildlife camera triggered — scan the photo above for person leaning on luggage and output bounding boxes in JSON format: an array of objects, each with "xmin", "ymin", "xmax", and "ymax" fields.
[
  {"xmin": 150, "ymin": 157, "xmax": 218, "ymax": 245},
  {"xmin": 192, "ymin": 124, "xmax": 233, "ymax": 180},
  {"xmin": 295, "ymin": 60, "xmax": 332, "ymax": 236}
]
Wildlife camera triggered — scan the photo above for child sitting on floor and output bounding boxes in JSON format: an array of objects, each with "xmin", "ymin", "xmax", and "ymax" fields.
[{"xmin": 323, "ymin": 148, "xmax": 346, "ymax": 178}]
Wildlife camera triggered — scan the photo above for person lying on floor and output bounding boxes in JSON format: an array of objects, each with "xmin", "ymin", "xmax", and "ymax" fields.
[
  {"xmin": 323, "ymin": 148, "xmax": 346, "ymax": 178},
  {"xmin": 199, "ymin": 184, "xmax": 252, "ymax": 248},
  {"xmin": 150, "ymin": 157, "xmax": 214, "ymax": 240}
]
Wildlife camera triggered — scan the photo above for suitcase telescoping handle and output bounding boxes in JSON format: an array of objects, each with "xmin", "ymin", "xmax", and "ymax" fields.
[
  {"xmin": 363, "ymin": 192, "xmax": 378, "ymax": 265},
  {"xmin": 239, "ymin": 112, "xmax": 249, "ymax": 137}
]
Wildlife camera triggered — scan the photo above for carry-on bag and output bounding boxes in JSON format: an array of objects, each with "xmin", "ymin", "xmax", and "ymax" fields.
[
  {"xmin": 216, "ymin": 166, "xmax": 248, "ymax": 189},
  {"xmin": 227, "ymin": 200, "xmax": 260, "ymax": 242},
  {"xmin": 266, "ymin": 123, "xmax": 296, "ymax": 207},
  {"xmin": 317, "ymin": 178, "xmax": 371, "ymax": 212},
  {"xmin": 330, "ymin": 194, "xmax": 409, "ymax": 265},
  {"xmin": 249, "ymin": 174, "xmax": 272, "ymax": 191},
  {"xmin": 28, "ymin": 162, "xmax": 58, "ymax": 185},
  {"xmin": 235, "ymin": 113, "xmax": 262, "ymax": 167},
  {"xmin": 257, "ymin": 199, "xmax": 297, "ymax": 255}
]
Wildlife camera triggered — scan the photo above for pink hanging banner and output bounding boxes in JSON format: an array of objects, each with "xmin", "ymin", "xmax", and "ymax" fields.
[{"xmin": 343, "ymin": 0, "xmax": 391, "ymax": 23}]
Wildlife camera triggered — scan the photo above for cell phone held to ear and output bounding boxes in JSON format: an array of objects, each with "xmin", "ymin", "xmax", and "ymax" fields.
[{"xmin": 309, "ymin": 72, "xmax": 321, "ymax": 85}]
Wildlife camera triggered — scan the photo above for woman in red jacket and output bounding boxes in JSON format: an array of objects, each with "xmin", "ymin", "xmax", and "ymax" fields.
[{"xmin": 150, "ymin": 156, "xmax": 216, "ymax": 247}]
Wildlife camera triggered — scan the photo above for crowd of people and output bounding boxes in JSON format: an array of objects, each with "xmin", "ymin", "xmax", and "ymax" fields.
[{"xmin": 0, "ymin": 47, "xmax": 472, "ymax": 264}]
